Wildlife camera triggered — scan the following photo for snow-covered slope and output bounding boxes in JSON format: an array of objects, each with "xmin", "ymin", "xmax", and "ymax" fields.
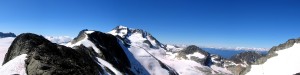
[
  {"xmin": 109, "ymin": 25, "xmax": 232, "ymax": 75},
  {"xmin": 246, "ymin": 43, "xmax": 300, "ymax": 75},
  {"xmin": 0, "ymin": 54, "xmax": 27, "ymax": 75}
]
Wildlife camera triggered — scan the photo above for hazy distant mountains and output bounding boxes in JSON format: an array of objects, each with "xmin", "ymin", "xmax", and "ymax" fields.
[{"xmin": 0, "ymin": 32, "xmax": 16, "ymax": 38}]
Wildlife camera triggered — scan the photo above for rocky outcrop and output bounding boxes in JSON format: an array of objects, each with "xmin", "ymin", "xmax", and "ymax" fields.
[
  {"xmin": 210, "ymin": 54, "xmax": 225, "ymax": 67},
  {"xmin": 3, "ymin": 33, "xmax": 102, "ymax": 75},
  {"xmin": 177, "ymin": 45, "xmax": 212, "ymax": 66},
  {"xmin": 179, "ymin": 45, "xmax": 209, "ymax": 56},
  {"xmin": 225, "ymin": 51, "xmax": 263, "ymax": 75},
  {"xmin": 0, "ymin": 32, "xmax": 16, "ymax": 38}
]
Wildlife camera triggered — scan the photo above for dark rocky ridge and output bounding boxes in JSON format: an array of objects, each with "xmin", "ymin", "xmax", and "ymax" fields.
[
  {"xmin": 86, "ymin": 31, "xmax": 134, "ymax": 74},
  {"xmin": 0, "ymin": 32, "xmax": 16, "ymax": 38},
  {"xmin": 3, "ymin": 33, "xmax": 102, "ymax": 75}
]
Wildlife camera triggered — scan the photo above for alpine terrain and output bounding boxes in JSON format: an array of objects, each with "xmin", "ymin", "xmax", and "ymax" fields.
[{"xmin": 0, "ymin": 26, "xmax": 299, "ymax": 75}]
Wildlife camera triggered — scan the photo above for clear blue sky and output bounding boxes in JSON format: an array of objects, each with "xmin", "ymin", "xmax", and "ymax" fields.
[{"xmin": 1, "ymin": 0, "xmax": 300, "ymax": 48}]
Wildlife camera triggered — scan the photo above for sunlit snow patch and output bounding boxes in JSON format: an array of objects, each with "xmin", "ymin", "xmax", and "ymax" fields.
[
  {"xmin": 246, "ymin": 43, "xmax": 300, "ymax": 75},
  {"xmin": 0, "ymin": 54, "xmax": 27, "ymax": 75}
]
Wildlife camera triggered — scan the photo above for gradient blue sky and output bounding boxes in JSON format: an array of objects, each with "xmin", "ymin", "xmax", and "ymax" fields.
[{"xmin": 1, "ymin": 0, "xmax": 300, "ymax": 48}]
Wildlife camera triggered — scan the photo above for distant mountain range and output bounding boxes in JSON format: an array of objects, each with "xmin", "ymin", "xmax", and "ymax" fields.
[
  {"xmin": 0, "ymin": 32, "xmax": 16, "ymax": 38},
  {"xmin": 201, "ymin": 46, "xmax": 269, "ymax": 51},
  {"xmin": 0, "ymin": 26, "xmax": 299, "ymax": 75}
]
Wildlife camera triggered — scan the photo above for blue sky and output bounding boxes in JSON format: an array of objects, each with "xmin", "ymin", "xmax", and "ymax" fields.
[{"xmin": 0, "ymin": 0, "xmax": 300, "ymax": 48}]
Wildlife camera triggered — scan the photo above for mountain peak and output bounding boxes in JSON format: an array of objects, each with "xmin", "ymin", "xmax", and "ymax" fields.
[
  {"xmin": 110, "ymin": 25, "xmax": 150, "ymax": 37},
  {"xmin": 109, "ymin": 25, "xmax": 164, "ymax": 49}
]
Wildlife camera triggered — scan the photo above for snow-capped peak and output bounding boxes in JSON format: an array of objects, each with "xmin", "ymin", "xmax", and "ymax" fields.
[{"xmin": 108, "ymin": 25, "xmax": 165, "ymax": 49}]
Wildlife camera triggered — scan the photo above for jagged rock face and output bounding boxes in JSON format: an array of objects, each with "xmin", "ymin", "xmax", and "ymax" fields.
[
  {"xmin": 0, "ymin": 32, "xmax": 16, "ymax": 38},
  {"xmin": 3, "ymin": 33, "xmax": 102, "ymax": 75}
]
